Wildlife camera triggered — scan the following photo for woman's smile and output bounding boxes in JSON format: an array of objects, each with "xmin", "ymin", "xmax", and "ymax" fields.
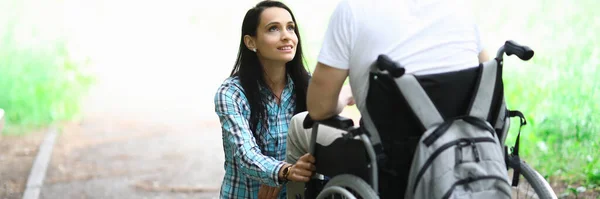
[{"xmin": 277, "ymin": 45, "xmax": 293, "ymax": 53}]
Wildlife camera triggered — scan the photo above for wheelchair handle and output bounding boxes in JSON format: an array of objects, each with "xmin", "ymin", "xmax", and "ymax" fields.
[
  {"xmin": 376, "ymin": 54, "xmax": 405, "ymax": 78},
  {"xmin": 497, "ymin": 40, "xmax": 535, "ymax": 61}
]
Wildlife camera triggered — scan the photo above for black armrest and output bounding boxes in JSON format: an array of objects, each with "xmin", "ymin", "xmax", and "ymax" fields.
[{"xmin": 302, "ymin": 114, "xmax": 354, "ymax": 130}]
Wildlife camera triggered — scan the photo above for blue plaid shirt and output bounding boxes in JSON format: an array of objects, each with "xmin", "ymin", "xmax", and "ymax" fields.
[{"xmin": 214, "ymin": 76, "xmax": 297, "ymax": 199}]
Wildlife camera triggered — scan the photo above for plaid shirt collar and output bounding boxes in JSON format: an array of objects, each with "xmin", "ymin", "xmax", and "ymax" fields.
[{"xmin": 258, "ymin": 74, "xmax": 295, "ymax": 103}]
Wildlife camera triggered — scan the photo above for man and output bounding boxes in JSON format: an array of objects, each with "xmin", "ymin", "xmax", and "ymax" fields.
[{"xmin": 286, "ymin": 0, "xmax": 490, "ymax": 198}]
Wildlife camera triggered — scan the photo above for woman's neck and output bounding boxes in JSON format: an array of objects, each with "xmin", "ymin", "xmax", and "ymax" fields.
[{"xmin": 260, "ymin": 59, "xmax": 287, "ymax": 98}]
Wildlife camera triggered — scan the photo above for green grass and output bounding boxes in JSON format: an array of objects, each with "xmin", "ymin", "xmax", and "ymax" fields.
[
  {"xmin": 495, "ymin": 0, "xmax": 600, "ymax": 187},
  {"xmin": 0, "ymin": 0, "xmax": 94, "ymax": 135}
]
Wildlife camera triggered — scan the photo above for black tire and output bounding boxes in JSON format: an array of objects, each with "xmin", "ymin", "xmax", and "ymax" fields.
[
  {"xmin": 316, "ymin": 174, "xmax": 379, "ymax": 199},
  {"xmin": 511, "ymin": 160, "xmax": 557, "ymax": 199}
]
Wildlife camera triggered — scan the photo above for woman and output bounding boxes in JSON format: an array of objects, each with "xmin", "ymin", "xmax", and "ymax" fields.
[{"xmin": 214, "ymin": 1, "xmax": 319, "ymax": 198}]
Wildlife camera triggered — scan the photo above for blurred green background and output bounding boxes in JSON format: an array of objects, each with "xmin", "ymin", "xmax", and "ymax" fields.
[
  {"xmin": 0, "ymin": 0, "xmax": 94, "ymax": 134},
  {"xmin": 0, "ymin": 0, "xmax": 597, "ymax": 195}
]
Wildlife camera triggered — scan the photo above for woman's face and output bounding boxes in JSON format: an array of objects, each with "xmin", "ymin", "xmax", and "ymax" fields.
[{"xmin": 247, "ymin": 7, "xmax": 298, "ymax": 64}]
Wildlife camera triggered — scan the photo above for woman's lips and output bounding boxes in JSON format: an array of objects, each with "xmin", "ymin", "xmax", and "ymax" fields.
[{"xmin": 277, "ymin": 45, "xmax": 293, "ymax": 53}]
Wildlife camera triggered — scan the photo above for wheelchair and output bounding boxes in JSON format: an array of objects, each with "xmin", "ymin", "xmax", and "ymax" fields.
[{"xmin": 299, "ymin": 41, "xmax": 557, "ymax": 199}]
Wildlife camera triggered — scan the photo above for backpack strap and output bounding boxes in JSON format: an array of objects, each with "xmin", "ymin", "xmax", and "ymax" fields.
[
  {"xmin": 507, "ymin": 109, "xmax": 527, "ymax": 186},
  {"xmin": 468, "ymin": 60, "xmax": 499, "ymax": 119},
  {"xmin": 394, "ymin": 75, "xmax": 444, "ymax": 129},
  {"xmin": 495, "ymin": 98, "xmax": 508, "ymax": 130}
]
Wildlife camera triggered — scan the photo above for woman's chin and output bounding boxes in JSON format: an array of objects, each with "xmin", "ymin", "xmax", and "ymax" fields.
[
  {"xmin": 273, "ymin": 56, "xmax": 295, "ymax": 63},
  {"xmin": 263, "ymin": 54, "xmax": 295, "ymax": 64},
  {"xmin": 280, "ymin": 55, "xmax": 296, "ymax": 62}
]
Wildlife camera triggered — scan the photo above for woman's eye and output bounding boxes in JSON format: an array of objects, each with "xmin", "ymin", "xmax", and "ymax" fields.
[
  {"xmin": 287, "ymin": 26, "xmax": 295, "ymax": 31},
  {"xmin": 268, "ymin": 26, "xmax": 279, "ymax": 32}
]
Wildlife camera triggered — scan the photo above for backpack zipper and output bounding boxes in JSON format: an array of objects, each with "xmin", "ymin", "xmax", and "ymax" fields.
[
  {"xmin": 423, "ymin": 116, "xmax": 495, "ymax": 147},
  {"xmin": 441, "ymin": 175, "xmax": 511, "ymax": 199}
]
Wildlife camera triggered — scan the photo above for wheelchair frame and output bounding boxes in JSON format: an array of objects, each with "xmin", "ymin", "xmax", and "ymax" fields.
[{"xmin": 300, "ymin": 40, "xmax": 557, "ymax": 199}]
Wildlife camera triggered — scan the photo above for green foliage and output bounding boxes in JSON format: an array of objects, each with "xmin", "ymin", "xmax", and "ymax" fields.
[
  {"xmin": 497, "ymin": 0, "xmax": 600, "ymax": 186},
  {"xmin": 0, "ymin": 0, "xmax": 94, "ymax": 135}
]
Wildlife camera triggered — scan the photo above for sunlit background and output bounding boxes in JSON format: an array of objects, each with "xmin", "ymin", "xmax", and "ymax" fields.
[{"xmin": 1, "ymin": 0, "xmax": 598, "ymax": 198}]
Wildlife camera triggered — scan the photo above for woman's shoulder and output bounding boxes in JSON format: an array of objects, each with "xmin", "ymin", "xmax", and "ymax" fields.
[
  {"xmin": 214, "ymin": 76, "xmax": 246, "ymax": 100},
  {"xmin": 214, "ymin": 76, "xmax": 251, "ymax": 112}
]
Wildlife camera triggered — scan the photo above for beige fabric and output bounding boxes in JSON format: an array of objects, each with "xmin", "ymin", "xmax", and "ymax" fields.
[{"xmin": 285, "ymin": 111, "xmax": 347, "ymax": 199}]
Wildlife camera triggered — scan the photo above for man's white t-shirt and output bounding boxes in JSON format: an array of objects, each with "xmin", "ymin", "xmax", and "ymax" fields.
[{"xmin": 318, "ymin": 0, "xmax": 484, "ymax": 116}]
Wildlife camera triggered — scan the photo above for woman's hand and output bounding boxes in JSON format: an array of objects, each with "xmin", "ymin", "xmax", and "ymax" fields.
[
  {"xmin": 258, "ymin": 184, "xmax": 281, "ymax": 199},
  {"xmin": 287, "ymin": 153, "xmax": 316, "ymax": 182}
]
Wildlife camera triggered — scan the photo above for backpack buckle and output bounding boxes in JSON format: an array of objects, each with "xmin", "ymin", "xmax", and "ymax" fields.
[
  {"xmin": 455, "ymin": 140, "xmax": 481, "ymax": 165},
  {"xmin": 341, "ymin": 127, "xmax": 364, "ymax": 140}
]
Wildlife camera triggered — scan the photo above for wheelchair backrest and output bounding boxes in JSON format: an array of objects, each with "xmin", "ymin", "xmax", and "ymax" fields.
[{"xmin": 364, "ymin": 56, "xmax": 512, "ymax": 198}]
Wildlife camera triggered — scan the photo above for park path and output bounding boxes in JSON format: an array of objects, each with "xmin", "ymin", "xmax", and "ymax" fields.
[
  {"xmin": 38, "ymin": 2, "xmax": 248, "ymax": 198},
  {"xmin": 39, "ymin": 42, "xmax": 230, "ymax": 198},
  {"xmin": 39, "ymin": 42, "xmax": 230, "ymax": 197}
]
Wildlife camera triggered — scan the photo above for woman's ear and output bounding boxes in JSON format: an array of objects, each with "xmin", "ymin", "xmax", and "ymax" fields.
[{"xmin": 244, "ymin": 35, "xmax": 257, "ymax": 52}]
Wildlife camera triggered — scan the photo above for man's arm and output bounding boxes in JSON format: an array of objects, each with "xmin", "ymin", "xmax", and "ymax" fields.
[
  {"xmin": 306, "ymin": 62, "xmax": 351, "ymax": 121},
  {"xmin": 478, "ymin": 49, "xmax": 491, "ymax": 63},
  {"xmin": 307, "ymin": 0, "xmax": 356, "ymax": 120}
]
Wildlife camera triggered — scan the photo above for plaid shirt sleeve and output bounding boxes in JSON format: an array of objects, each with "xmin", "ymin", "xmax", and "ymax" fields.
[{"xmin": 214, "ymin": 83, "xmax": 285, "ymax": 187}]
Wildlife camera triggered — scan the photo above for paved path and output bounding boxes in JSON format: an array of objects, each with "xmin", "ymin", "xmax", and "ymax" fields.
[
  {"xmin": 41, "ymin": 117, "xmax": 224, "ymax": 199},
  {"xmin": 39, "ymin": 59, "xmax": 229, "ymax": 198},
  {"xmin": 38, "ymin": 2, "xmax": 242, "ymax": 197},
  {"xmin": 39, "ymin": 51, "xmax": 229, "ymax": 198}
]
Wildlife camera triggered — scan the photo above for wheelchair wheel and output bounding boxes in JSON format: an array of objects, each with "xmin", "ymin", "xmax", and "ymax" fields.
[
  {"xmin": 316, "ymin": 174, "xmax": 379, "ymax": 199},
  {"xmin": 509, "ymin": 159, "xmax": 557, "ymax": 199}
]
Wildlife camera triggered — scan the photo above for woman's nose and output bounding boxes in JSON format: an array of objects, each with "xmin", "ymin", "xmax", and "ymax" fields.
[{"xmin": 281, "ymin": 30, "xmax": 291, "ymax": 41}]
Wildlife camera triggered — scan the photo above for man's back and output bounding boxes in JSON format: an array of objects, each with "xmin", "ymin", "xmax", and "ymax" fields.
[
  {"xmin": 317, "ymin": 0, "xmax": 484, "ymax": 112},
  {"xmin": 303, "ymin": 0, "xmax": 488, "ymax": 197},
  {"xmin": 314, "ymin": 1, "xmax": 486, "ymax": 196}
]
